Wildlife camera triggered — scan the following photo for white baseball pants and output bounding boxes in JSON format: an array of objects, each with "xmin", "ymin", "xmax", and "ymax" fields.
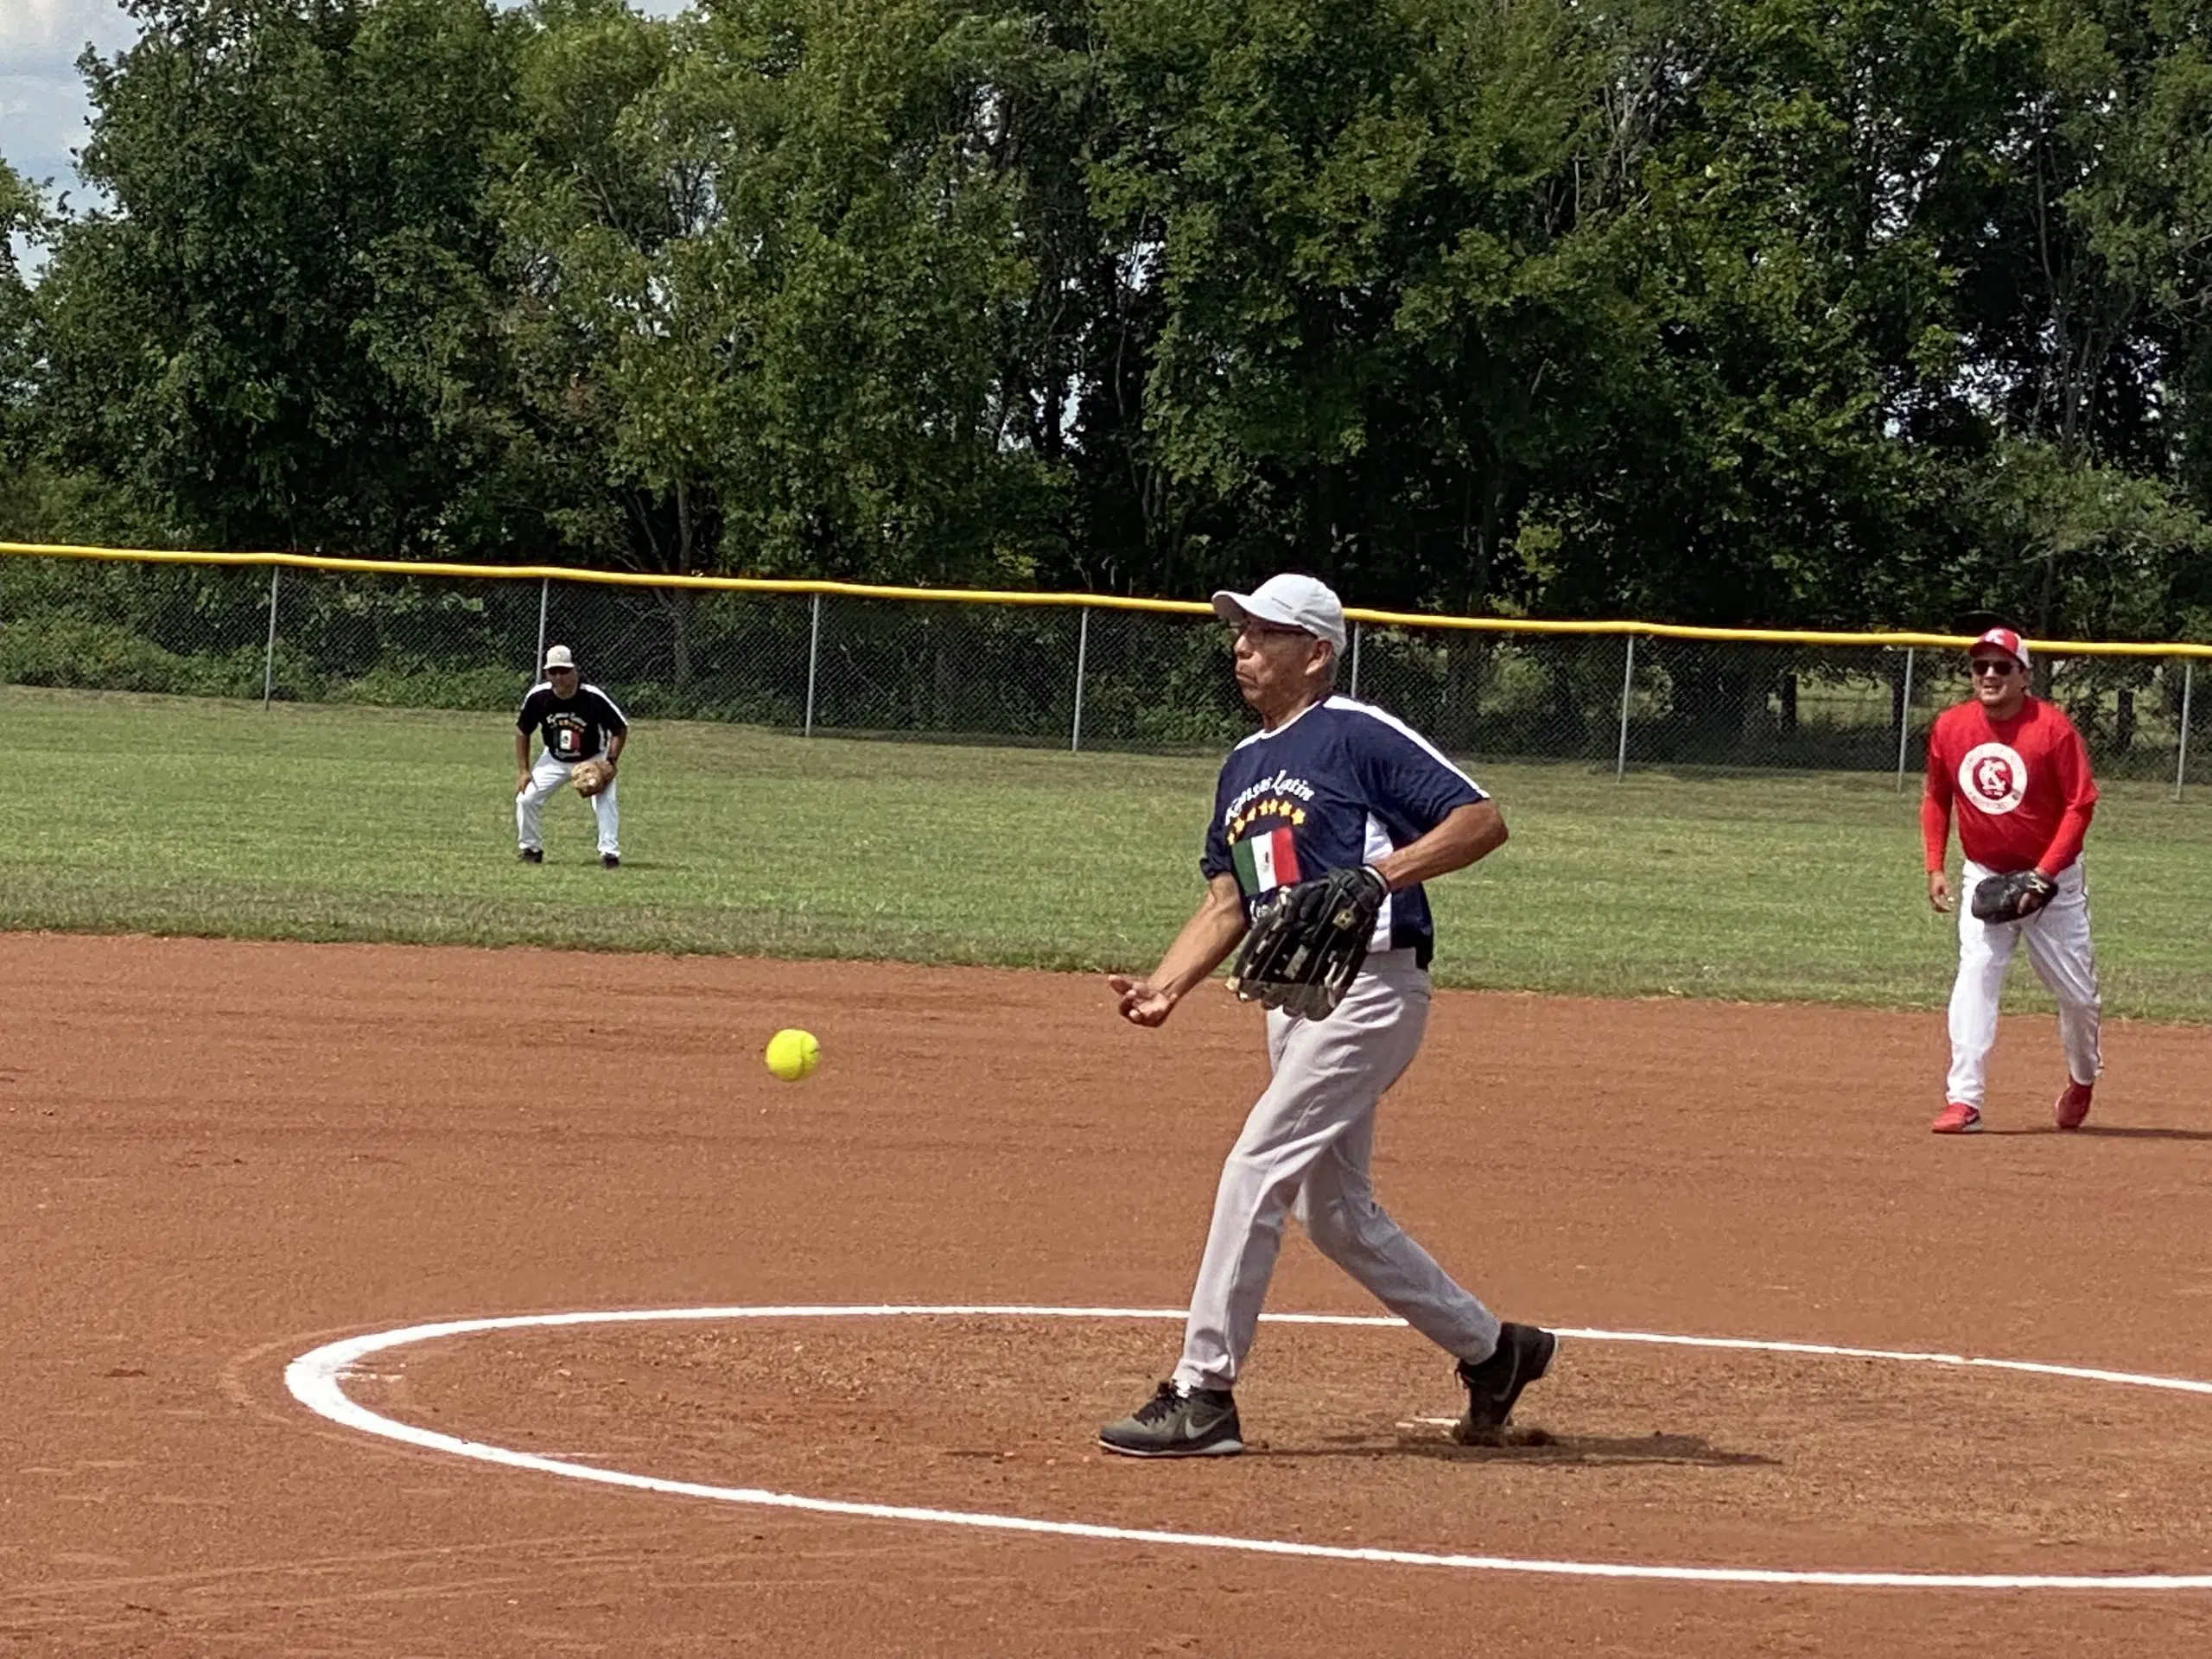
[
  {"xmin": 516, "ymin": 751, "xmax": 620, "ymax": 857},
  {"xmin": 1173, "ymin": 949, "xmax": 1501, "ymax": 1393},
  {"xmin": 1946, "ymin": 857, "xmax": 2101, "ymax": 1107}
]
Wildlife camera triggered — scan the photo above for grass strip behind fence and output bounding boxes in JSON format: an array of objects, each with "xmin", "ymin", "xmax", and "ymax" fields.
[{"xmin": 6, "ymin": 685, "xmax": 2208, "ymax": 1020}]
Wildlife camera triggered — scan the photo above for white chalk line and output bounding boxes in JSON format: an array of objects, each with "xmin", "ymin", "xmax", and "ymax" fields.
[{"xmin": 285, "ymin": 1304, "xmax": 2212, "ymax": 1592}]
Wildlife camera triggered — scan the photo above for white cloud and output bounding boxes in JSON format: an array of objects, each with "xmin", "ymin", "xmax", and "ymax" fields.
[
  {"xmin": 0, "ymin": 0, "xmax": 137, "ymax": 63},
  {"xmin": 1, "ymin": 0, "xmax": 133, "ymax": 194},
  {"xmin": 1, "ymin": 72, "xmax": 95, "ymax": 198}
]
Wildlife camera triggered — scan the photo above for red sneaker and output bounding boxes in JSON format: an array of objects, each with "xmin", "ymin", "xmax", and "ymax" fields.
[
  {"xmin": 1930, "ymin": 1101, "xmax": 1983, "ymax": 1135},
  {"xmin": 2055, "ymin": 1078, "xmax": 2094, "ymax": 1131}
]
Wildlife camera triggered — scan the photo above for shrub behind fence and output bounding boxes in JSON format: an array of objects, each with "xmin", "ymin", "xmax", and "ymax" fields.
[{"xmin": 3, "ymin": 544, "xmax": 2204, "ymax": 793}]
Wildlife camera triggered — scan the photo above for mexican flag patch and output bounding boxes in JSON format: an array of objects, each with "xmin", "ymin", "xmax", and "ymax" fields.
[{"xmin": 1231, "ymin": 824, "xmax": 1301, "ymax": 894}]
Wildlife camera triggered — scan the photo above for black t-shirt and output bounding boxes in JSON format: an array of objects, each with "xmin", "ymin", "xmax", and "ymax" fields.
[{"xmin": 517, "ymin": 683, "xmax": 627, "ymax": 763}]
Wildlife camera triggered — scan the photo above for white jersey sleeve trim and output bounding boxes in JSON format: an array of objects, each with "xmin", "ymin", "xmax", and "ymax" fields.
[
  {"xmin": 1231, "ymin": 697, "xmax": 1327, "ymax": 751},
  {"xmin": 583, "ymin": 684, "xmax": 628, "ymax": 726},
  {"xmin": 1325, "ymin": 696, "xmax": 1486, "ymax": 797},
  {"xmin": 1362, "ymin": 810, "xmax": 1397, "ymax": 950}
]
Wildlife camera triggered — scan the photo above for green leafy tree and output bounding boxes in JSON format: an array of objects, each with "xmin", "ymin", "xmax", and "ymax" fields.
[
  {"xmin": 35, "ymin": 0, "xmax": 522, "ymax": 555},
  {"xmin": 0, "ymin": 161, "xmax": 65, "ymax": 541},
  {"xmin": 5, "ymin": 0, "xmax": 2208, "ymax": 667},
  {"xmin": 1920, "ymin": 0, "xmax": 2212, "ymax": 637},
  {"xmin": 1088, "ymin": 0, "xmax": 1669, "ymax": 613},
  {"xmin": 493, "ymin": 0, "xmax": 1064, "ymax": 590},
  {"xmin": 1558, "ymin": 0, "xmax": 2000, "ymax": 629},
  {"xmin": 1, "ymin": 159, "xmax": 45, "ymax": 455}
]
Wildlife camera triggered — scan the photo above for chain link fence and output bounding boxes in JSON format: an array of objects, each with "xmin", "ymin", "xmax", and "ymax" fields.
[{"xmin": 3, "ymin": 551, "xmax": 2204, "ymax": 792}]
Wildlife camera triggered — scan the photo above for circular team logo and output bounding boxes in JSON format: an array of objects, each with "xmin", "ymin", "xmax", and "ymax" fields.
[{"xmin": 1958, "ymin": 741, "xmax": 2028, "ymax": 815}]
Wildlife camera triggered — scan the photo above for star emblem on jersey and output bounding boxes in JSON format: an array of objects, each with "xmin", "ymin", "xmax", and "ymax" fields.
[
  {"xmin": 1228, "ymin": 797, "xmax": 1309, "ymax": 842},
  {"xmin": 1957, "ymin": 741, "xmax": 2027, "ymax": 815}
]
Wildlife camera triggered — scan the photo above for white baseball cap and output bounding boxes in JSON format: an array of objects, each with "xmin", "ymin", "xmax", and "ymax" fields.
[
  {"xmin": 543, "ymin": 644, "xmax": 576, "ymax": 671},
  {"xmin": 1970, "ymin": 626, "xmax": 2031, "ymax": 669},
  {"xmin": 1211, "ymin": 574, "xmax": 1348, "ymax": 652}
]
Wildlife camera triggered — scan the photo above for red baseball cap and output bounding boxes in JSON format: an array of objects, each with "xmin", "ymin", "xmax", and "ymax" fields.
[{"xmin": 1970, "ymin": 626, "xmax": 2031, "ymax": 668}]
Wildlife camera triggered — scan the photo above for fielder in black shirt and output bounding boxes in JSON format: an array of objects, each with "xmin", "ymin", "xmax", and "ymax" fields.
[{"xmin": 513, "ymin": 645, "xmax": 628, "ymax": 867}]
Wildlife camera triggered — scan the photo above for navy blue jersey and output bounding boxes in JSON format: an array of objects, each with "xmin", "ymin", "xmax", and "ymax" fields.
[{"xmin": 1201, "ymin": 696, "xmax": 1487, "ymax": 965}]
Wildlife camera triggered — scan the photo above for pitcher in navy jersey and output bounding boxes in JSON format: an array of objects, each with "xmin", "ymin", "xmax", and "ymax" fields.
[{"xmin": 1097, "ymin": 574, "xmax": 1557, "ymax": 1459}]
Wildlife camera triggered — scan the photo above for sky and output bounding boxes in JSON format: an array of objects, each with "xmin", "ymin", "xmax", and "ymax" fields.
[{"xmin": 1, "ymin": 0, "xmax": 137, "ymax": 210}]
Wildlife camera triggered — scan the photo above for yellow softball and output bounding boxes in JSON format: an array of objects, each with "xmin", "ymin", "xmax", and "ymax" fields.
[{"xmin": 764, "ymin": 1028, "xmax": 821, "ymax": 1083}]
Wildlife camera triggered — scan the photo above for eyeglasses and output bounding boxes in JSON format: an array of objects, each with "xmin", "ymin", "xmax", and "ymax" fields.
[{"xmin": 1968, "ymin": 660, "xmax": 2017, "ymax": 678}]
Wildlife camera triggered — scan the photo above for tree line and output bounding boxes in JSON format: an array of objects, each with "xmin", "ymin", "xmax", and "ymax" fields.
[{"xmin": 2, "ymin": 0, "xmax": 2209, "ymax": 643}]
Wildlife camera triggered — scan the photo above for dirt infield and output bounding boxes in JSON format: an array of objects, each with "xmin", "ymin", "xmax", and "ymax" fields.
[{"xmin": 7, "ymin": 931, "xmax": 2212, "ymax": 1656}]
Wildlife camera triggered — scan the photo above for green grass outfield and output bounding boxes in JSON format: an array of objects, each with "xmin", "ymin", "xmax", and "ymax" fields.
[{"xmin": 7, "ymin": 684, "xmax": 2209, "ymax": 1020}]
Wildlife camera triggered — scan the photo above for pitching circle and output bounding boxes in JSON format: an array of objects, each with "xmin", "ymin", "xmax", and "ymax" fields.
[{"xmin": 286, "ymin": 1304, "xmax": 2212, "ymax": 1592}]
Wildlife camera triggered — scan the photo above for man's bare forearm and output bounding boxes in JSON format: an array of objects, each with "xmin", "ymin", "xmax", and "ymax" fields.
[
  {"xmin": 1148, "ymin": 881, "xmax": 1249, "ymax": 1004},
  {"xmin": 1370, "ymin": 801, "xmax": 1506, "ymax": 892}
]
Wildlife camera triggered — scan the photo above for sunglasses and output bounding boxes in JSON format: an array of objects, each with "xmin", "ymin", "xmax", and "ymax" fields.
[
  {"xmin": 1968, "ymin": 659, "xmax": 2018, "ymax": 678},
  {"xmin": 1232, "ymin": 623, "xmax": 1318, "ymax": 649}
]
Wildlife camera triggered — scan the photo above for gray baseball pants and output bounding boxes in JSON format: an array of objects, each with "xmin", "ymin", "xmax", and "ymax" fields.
[{"xmin": 1171, "ymin": 948, "xmax": 1501, "ymax": 1393}]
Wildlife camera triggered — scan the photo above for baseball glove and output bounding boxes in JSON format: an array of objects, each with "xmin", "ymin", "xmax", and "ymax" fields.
[
  {"xmin": 570, "ymin": 758, "xmax": 614, "ymax": 798},
  {"xmin": 1225, "ymin": 865, "xmax": 1389, "ymax": 1020},
  {"xmin": 1970, "ymin": 868, "xmax": 2056, "ymax": 923}
]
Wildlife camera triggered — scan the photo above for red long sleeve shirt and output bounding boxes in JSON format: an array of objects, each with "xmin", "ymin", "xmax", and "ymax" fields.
[{"xmin": 1921, "ymin": 697, "xmax": 2098, "ymax": 875}]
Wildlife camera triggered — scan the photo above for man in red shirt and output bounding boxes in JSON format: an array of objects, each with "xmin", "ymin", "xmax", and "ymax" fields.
[{"xmin": 1921, "ymin": 627, "xmax": 2102, "ymax": 1134}]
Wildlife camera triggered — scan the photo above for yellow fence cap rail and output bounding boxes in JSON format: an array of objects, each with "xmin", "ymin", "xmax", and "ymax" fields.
[
  {"xmin": 3, "ymin": 539, "xmax": 2207, "ymax": 658},
  {"xmin": 0, "ymin": 539, "xmax": 1214, "ymax": 614}
]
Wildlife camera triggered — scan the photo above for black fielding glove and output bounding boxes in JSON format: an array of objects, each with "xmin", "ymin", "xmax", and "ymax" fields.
[
  {"xmin": 1225, "ymin": 865, "xmax": 1389, "ymax": 1019},
  {"xmin": 1970, "ymin": 868, "xmax": 2056, "ymax": 923}
]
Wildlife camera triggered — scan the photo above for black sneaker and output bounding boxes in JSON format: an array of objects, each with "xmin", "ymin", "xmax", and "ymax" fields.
[
  {"xmin": 1452, "ymin": 1323, "xmax": 1557, "ymax": 1443},
  {"xmin": 518, "ymin": 848, "xmax": 543, "ymax": 864},
  {"xmin": 601, "ymin": 854, "xmax": 620, "ymax": 868},
  {"xmin": 1098, "ymin": 1382, "xmax": 1243, "ymax": 1458}
]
